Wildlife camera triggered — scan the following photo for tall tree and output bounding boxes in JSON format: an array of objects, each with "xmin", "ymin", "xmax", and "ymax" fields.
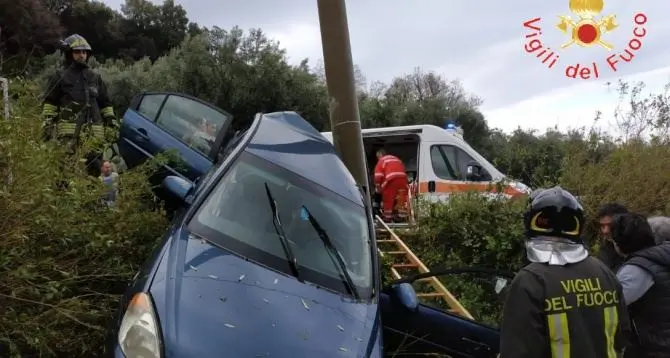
[
  {"xmin": 155, "ymin": 0, "xmax": 189, "ymax": 53},
  {"xmin": 40, "ymin": 0, "xmax": 73, "ymax": 15},
  {"xmin": 117, "ymin": 0, "xmax": 190, "ymax": 61},
  {"xmin": 0, "ymin": 0, "xmax": 63, "ymax": 58},
  {"xmin": 357, "ymin": 67, "xmax": 486, "ymax": 135},
  {"xmin": 58, "ymin": 0, "xmax": 121, "ymax": 60}
]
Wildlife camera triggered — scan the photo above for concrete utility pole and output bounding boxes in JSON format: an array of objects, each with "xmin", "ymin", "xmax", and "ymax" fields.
[{"xmin": 316, "ymin": 0, "xmax": 371, "ymax": 203}]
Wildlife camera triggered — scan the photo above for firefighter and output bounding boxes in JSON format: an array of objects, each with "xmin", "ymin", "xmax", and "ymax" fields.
[
  {"xmin": 499, "ymin": 186, "xmax": 631, "ymax": 358},
  {"xmin": 41, "ymin": 34, "xmax": 123, "ymax": 178},
  {"xmin": 373, "ymin": 148, "xmax": 409, "ymax": 222}
]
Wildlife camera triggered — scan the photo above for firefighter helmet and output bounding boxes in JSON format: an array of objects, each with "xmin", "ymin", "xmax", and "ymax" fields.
[
  {"xmin": 61, "ymin": 34, "xmax": 92, "ymax": 52},
  {"xmin": 523, "ymin": 186, "xmax": 584, "ymax": 242}
]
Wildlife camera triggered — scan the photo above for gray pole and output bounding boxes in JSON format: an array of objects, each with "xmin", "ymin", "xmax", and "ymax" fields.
[{"xmin": 316, "ymin": 0, "xmax": 371, "ymax": 203}]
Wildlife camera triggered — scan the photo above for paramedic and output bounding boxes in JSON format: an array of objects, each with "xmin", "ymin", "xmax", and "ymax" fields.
[
  {"xmin": 373, "ymin": 149, "xmax": 409, "ymax": 222},
  {"xmin": 499, "ymin": 187, "xmax": 630, "ymax": 358},
  {"xmin": 609, "ymin": 213, "xmax": 670, "ymax": 357}
]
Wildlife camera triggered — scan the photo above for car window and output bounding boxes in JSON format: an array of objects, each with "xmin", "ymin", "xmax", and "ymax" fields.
[
  {"xmin": 430, "ymin": 145, "xmax": 456, "ymax": 180},
  {"xmin": 188, "ymin": 151, "xmax": 373, "ymax": 298},
  {"xmin": 137, "ymin": 94, "xmax": 166, "ymax": 121},
  {"xmin": 431, "ymin": 145, "xmax": 479, "ymax": 181},
  {"xmin": 155, "ymin": 95, "xmax": 232, "ymax": 156},
  {"xmin": 454, "ymin": 147, "xmax": 477, "ymax": 179}
]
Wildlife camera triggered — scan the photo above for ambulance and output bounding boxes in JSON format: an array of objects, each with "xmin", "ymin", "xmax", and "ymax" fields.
[{"xmin": 320, "ymin": 124, "xmax": 531, "ymax": 217}]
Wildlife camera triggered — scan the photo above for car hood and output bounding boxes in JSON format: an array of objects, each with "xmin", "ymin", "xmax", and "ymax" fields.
[{"xmin": 149, "ymin": 228, "xmax": 381, "ymax": 358}]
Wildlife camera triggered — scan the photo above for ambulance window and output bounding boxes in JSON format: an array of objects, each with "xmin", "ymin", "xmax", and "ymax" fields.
[
  {"xmin": 431, "ymin": 145, "xmax": 480, "ymax": 181},
  {"xmin": 454, "ymin": 148, "xmax": 477, "ymax": 179},
  {"xmin": 430, "ymin": 145, "xmax": 457, "ymax": 180}
]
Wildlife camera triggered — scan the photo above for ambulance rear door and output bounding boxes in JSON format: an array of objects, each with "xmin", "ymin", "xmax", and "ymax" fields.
[{"xmin": 362, "ymin": 128, "xmax": 422, "ymax": 225}]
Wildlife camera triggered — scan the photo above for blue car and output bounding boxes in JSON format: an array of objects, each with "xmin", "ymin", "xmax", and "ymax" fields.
[
  {"xmin": 110, "ymin": 93, "xmax": 505, "ymax": 357},
  {"xmin": 117, "ymin": 91, "xmax": 234, "ymax": 183}
]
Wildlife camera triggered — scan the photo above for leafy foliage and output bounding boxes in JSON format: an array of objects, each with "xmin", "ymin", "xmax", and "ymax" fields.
[
  {"xmin": 0, "ymin": 82, "xmax": 169, "ymax": 357},
  {"xmin": 400, "ymin": 195, "xmax": 526, "ymax": 326},
  {"xmin": 2, "ymin": 0, "xmax": 201, "ymax": 74}
]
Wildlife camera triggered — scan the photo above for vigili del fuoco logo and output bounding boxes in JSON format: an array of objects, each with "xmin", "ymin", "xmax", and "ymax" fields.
[{"xmin": 523, "ymin": 0, "xmax": 648, "ymax": 80}]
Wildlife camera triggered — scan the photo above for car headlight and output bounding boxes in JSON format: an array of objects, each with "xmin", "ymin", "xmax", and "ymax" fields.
[{"xmin": 118, "ymin": 292, "xmax": 162, "ymax": 358}]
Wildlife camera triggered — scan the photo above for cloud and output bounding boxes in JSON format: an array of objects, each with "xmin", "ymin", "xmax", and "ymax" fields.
[
  {"xmin": 265, "ymin": 23, "xmax": 323, "ymax": 65},
  {"xmin": 484, "ymin": 65, "xmax": 670, "ymax": 133}
]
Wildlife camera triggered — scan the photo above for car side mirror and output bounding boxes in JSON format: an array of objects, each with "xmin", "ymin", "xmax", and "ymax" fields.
[
  {"xmin": 391, "ymin": 283, "xmax": 419, "ymax": 312},
  {"xmin": 495, "ymin": 277, "xmax": 511, "ymax": 304},
  {"xmin": 494, "ymin": 277, "xmax": 508, "ymax": 294},
  {"xmin": 466, "ymin": 161, "xmax": 483, "ymax": 181},
  {"xmin": 162, "ymin": 175, "xmax": 194, "ymax": 203}
]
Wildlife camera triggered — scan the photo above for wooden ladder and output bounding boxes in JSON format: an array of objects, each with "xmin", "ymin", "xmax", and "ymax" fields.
[{"xmin": 375, "ymin": 215, "xmax": 473, "ymax": 319}]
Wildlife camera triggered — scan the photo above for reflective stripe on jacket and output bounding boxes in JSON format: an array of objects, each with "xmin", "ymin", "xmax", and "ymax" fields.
[
  {"xmin": 374, "ymin": 154, "xmax": 407, "ymax": 189},
  {"xmin": 55, "ymin": 121, "xmax": 107, "ymax": 139},
  {"xmin": 42, "ymin": 103, "xmax": 58, "ymax": 119}
]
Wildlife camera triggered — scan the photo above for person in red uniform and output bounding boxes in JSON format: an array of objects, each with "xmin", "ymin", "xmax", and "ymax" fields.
[{"xmin": 373, "ymin": 148, "xmax": 409, "ymax": 222}]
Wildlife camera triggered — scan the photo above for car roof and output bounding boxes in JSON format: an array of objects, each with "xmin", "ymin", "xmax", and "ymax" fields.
[{"xmin": 244, "ymin": 111, "xmax": 363, "ymax": 206}]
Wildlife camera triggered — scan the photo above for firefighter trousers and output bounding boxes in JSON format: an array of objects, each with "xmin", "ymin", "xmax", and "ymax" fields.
[{"xmin": 381, "ymin": 177, "xmax": 409, "ymax": 221}]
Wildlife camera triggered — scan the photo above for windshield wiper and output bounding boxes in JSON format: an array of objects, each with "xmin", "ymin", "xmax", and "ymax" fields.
[
  {"xmin": 300, "ymin": 205, "xmax": 359, "ymax": 300},
  {"xmin": 264, "ymin": 183, "xmax": 301, "ymax": 280}
]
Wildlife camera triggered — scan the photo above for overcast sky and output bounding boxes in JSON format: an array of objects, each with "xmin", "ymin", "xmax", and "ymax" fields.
[{"xmin": 102, "ymin": 0, "xmax": 670, "ymax": 134}]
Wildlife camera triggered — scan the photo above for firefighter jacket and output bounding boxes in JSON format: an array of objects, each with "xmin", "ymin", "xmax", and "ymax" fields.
[
  {"xmin": 41, "ymin": 62, "xmax": 117, "ymax": 147},
  {"xmin": 499, "ymin": 256, "xmax": 631, "ymax": 358},
  {"xmin": 625, "ymin": 242, "xmax": 670, "ymax": 357},
  {"xmin": 373, "ymin": 155, "xmax": 407, "ymax": 189}
]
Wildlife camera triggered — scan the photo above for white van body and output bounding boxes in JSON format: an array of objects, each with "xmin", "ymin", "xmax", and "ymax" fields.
[{"xmin": 320, "ymin": 125, "xmax": 530, "ymax": 204}]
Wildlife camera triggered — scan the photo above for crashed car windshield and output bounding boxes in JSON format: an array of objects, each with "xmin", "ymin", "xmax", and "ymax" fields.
[{"xmin": 187, "ymin": 151, "xmax": 374, "ymax": 298}]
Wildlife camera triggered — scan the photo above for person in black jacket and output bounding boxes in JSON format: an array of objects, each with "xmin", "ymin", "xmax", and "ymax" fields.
[
  {"xmin": 610, "ymin": 212, "xmax": 670, "ymax": 357},
  {"xmin": 596, "ymin": 203, "xmax": 629, "ymax": 271},
  {"xmin": 41, "ymin": 34, "xmax": 123, "ymax": 178},
  {"xmin": 499, "ymin": 187, "xmax": 630, "ymax": 358}
]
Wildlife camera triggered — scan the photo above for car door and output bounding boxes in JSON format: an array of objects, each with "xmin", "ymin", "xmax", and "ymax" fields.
[
  {"xmin": 381, "ymin": 295, "xmax": 500, "ymax": 357},
  {"xmin": 117, "ymin": 92, "xmax": 233, "ymax": 181},
  {"xmin": 380, "ymin": 270, "xmax": 510, "ymax": 357}
]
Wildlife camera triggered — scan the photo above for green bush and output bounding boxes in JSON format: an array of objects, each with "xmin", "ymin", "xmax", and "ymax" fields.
[
  {"xmin": 402, "ymin": 194, "xmax": 526, "ymax": 326},
  {"xmin": 0, "ymin": 82, "xmax": 169, "ymax": 357},
  {"xmin": 561, "ymin": 141, "xmax": 670, "ymax": 217}
]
